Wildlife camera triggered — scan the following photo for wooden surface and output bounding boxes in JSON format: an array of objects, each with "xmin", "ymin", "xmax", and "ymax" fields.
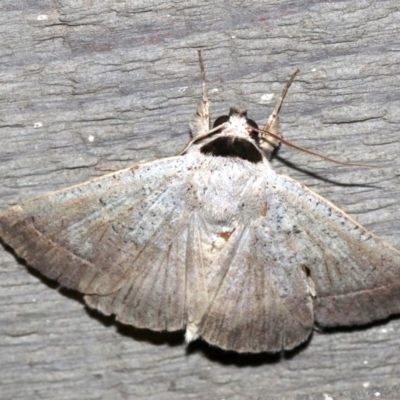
[{"xmin": 1, "ymin": 1, "xmax": 400, "ymax": 399}]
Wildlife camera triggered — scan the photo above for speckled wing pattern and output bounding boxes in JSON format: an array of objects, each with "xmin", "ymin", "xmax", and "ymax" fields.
[
  {"xmin": 1, "ymin": 149, "xmax": 400, "ymax": 353},
  {"xmin": 2, "ymin": 51, "xmax": 400, "ymax": 353}
]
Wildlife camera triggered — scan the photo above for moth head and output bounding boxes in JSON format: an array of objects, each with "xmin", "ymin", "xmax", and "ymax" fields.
[
  {"xmin": 212, "ymin": 106, "xmax": 263, "ymax": 148},
  {"xmin": 213, "ymin": 107, "xmax": 259, "ymax": 139},
  {"xmin": 211, "ymin": 107, "xmax": 281, "ymax": 160},
  {"xmin": 184, "ymin": 106, "xmax": 268, "ymax": 163},
  {"xmin": 196, "ymin": 107, "xmax": 264, "ymax": 164}
]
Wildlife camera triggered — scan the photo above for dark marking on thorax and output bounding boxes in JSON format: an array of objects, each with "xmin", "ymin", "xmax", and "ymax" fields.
[{"xmin": 200, "ymin": 137, "xmax": 263, "ymax": 163}]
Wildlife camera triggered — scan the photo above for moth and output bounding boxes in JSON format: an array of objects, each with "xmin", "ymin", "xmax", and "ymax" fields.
[{"xmin": 1, "ymin": 51, "xmax": 400, "ymax": 354}]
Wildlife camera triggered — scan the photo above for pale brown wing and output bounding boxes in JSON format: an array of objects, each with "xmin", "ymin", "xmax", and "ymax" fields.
[
  {"xmin": 3, "ymin": 149, "xmax": 400, "ymax": 351},
  {"xmin": 266, "ymin": 171, "xmax": 400, "ymax": 327},
  {"xmin": 84, "ymin": 221, "xmax": 190, "ymax": 331},
  {"xmin": 0, "ymin": 157, "xmax": 192, "ymax": 298},
  {"xmin": 84, "ymin": 211, "xmax": 211, "ymax": 332},
  {"xmin": 199, "ymin": 224, "xmax": 314, "ymax": 353},
  {"xmin": 85, "ymin": 203, "xmax": 314, "ymax": 352}
]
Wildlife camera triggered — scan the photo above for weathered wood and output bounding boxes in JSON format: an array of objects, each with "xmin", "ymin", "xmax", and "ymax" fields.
[{"xmin": 1, "ymin": 1, "xmax": 400, "ymax": 399}]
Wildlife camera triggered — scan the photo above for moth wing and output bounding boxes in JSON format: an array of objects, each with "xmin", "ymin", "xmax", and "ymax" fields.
[
  {"xmin": 0, "ymin": 157, "xmax": 193, "ymax": 303},
  {"xmin": 84, "ymin": 211, "xmax": 210, "ymax": 332},
  {"xmin": 198, "ymin": 223, "xmax": 314, "ymax": 353},
  {"xmin": 269, "ymin": 172, "xmax": 400, "ymax": 327}
]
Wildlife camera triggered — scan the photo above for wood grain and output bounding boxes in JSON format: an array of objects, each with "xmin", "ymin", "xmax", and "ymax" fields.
[{"xmin": 1, "ymin": 1, "xmax": 400, "ymax": 399}]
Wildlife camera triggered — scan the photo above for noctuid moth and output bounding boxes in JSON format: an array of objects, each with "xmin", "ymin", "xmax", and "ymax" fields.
[{"xmin": 1, "ymin": 50, "xmax": 400, "ymax": 353}]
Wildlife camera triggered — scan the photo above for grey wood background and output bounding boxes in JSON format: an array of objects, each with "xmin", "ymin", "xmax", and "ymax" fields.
[{"xmin": 1, "ymin": 0, "xmax": 400, "ymax": 399}]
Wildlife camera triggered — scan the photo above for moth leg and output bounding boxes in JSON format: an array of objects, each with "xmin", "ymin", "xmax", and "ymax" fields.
[
  {"xmin": 189, "ymin": 49, "xmax": 211, "ymax": 138},
  {"xmin": 260, "ymin": 69, "xmax": 299, "ymax": 159}
]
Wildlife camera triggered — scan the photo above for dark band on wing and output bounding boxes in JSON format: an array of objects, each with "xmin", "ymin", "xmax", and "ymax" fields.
[{"xmin": 200, "ymin": 137, "xmax": 263, "ymax": 163}]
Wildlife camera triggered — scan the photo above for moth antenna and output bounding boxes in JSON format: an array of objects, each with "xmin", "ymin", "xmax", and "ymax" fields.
[
  {"xmin": 260, "ymin": 69, "xmax": 299, "ymax": 159},
  {"xmin": 259, "ymin": 70, "xmax": 378, "ymax": 168},
  {"xmin": 255, "ymin": 126, "xmax": 379, "ymax": 168},
  {"xmin": 179, "ymin": 124, "xmax": 225, "ymax": 155}
]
